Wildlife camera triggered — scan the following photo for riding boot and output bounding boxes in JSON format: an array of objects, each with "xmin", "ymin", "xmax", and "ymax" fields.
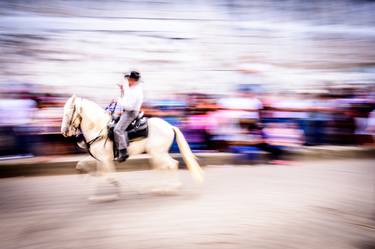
[{"xmin": 115, "ymin": 149, "xmax": 129, "ymax": 162}]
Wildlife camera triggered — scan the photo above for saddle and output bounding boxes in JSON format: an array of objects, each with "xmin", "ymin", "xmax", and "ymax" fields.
[
  {"xmin": 74, "ymin": 112, "xmax": 148, "ymax": 159},
  {"xmin": 107, "ymin": 111, "xmax": 149, "ymax": 142}
]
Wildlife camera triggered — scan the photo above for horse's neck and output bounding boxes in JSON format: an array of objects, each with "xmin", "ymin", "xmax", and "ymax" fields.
[{"xmin": 80, "ymin": 99, "xmax": 110, "ymax": 139}]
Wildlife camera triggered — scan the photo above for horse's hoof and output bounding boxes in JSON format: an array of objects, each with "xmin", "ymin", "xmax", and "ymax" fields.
[
  {"xmin": 107, "ymin": 178, "xmax": 120, "ymax": 187},
  {"xmin": 151, "ymin": 189, "xmax": 178, "ymax": 196},
  {"xmin": 76, "ymin": 165, "xmax": 87, "ymax": 174},
  {"xmin": 151, "ymin": 184, "xmax": 182, "ymax": 195},
  {"xmin": 88, "ymin": 194, "xmax": 120, "ymax": 202},
  {"xmin": 76, "ymin": 167, "xmax": 86, "ymax": 174}
]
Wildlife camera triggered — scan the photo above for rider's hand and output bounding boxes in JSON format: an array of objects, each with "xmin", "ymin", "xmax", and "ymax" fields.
[
  {"xmin": 117, "ymin": 83, "xmax": 123, "ymax": 90},
  {"xmin": 117, "ymin": 83, "xmax": 124, "ymax": 97}
]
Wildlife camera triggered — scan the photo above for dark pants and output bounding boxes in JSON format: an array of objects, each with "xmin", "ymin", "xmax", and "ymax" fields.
[
  {"xmin": 114, "ymin": 110, "xmax": 138, "ymax": 150},
  {"xmin": 256, "ymin": 143, "xmax": 284, "ymax": 160}
]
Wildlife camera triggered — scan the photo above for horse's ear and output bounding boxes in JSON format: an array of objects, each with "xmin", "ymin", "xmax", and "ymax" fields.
[
  {"xmin": 71, "ymin": 94, "xmax": 77, "ymax": 104},
  {"xmin": 69, "ymin": 94, "xmax": 77, "ymax": 107}
]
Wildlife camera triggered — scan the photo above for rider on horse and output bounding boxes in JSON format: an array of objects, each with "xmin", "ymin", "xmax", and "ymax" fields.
[{"xmin": 114, "ymin": 70, "xmax": 143, "ymax": 162}]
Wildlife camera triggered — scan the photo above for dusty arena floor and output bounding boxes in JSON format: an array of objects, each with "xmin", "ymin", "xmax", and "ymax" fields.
[{"xmin": 1, "ymin": 159, "xmax": 374, "ymax": 249}]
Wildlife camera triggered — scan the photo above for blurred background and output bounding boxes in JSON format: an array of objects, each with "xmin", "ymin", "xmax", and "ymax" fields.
[
  {"xmin": 1, "ymin": 2, "xmax": 375, "ymax": 249},
  {"xmin": 1, "ymin": 0, "xmax": 375, "ymax": 161}
]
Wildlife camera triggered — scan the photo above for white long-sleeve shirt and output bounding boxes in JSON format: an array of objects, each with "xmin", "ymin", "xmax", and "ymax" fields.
[{"xmin": 118, "ymin": 82, "xmax": 143, "ymax": 112}]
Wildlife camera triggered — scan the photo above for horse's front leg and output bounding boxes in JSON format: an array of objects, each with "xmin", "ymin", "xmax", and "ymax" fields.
[
  {"xmin": 89, "ymin": 140, "xmax": 120, "ymax": 201},
  {"xmin": 98, "ymin": 159, "xmax": 119, "ymax": 187},
  {"xmin": 76, "ymin": 155, "xmax": 97, "ymax": 176}
]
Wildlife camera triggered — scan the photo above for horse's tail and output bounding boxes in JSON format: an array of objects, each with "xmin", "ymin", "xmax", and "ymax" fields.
[{"xmin": 172, "ymin": 126, "xmax": 204, "ymax": 183}]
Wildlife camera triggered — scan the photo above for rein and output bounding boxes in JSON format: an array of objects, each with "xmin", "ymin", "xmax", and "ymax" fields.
[
  {"xmin": 87, "ymin": 128, "xmax": 105, "ymax": 146},
  {"xmin": 69, "ymin": 99, "xmax": 82, "ymax": 134},
  {"xmin": 85, "ymin": 130, "xmax": 105, "ymax": 162},
  {"xmin": 70, "ymin": 98, "xmax": 106, "ymax": 161}
]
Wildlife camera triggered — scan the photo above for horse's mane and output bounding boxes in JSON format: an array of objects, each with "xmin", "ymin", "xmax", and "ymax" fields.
[{"xmin": 81, "ymin": 98, "xmax": 111, "ymax": 129}]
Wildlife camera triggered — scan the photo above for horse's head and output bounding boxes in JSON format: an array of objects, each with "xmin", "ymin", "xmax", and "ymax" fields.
[{"xmin": 61, "ymin": 95, "xmax": 83, "ymax": 137}]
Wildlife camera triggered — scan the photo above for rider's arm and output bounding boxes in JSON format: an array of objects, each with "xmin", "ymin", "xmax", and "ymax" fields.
[
  {"xmin": 118, "ymin": 84, "xmax": 143, "ymax": 111},
  {"xmin": 118, "ymin": 81, "xmax": 129, "ymax": 97}
]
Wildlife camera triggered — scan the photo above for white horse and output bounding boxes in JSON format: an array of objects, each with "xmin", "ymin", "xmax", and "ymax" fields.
[{"xmin": 61, "ymin": 95, "xmax": 203, "ymax": 198}]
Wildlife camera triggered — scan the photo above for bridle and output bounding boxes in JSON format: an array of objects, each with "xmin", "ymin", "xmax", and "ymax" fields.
[
  {"xmin": 68, "ymin": 98, "xmax": 82, "ymax": 134},
  {"xmin": 67, "ymin": 98, "xmax": 105, "ymax": 160}
]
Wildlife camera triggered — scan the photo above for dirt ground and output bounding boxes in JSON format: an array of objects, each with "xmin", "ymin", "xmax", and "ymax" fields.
[{"xmin": 0, "ymin": 159, "xmax": 374, "ymax": 249}]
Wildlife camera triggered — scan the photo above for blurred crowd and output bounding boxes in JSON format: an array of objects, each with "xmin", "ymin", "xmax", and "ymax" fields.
[
  {"xmin": 144, "ymin": 84, "xmax": 375, "ymax": 162},
  {"xmin": 1, "ymin": 82, "xmax": 375, "ymax": 161},
  {"xmin": 0, "ymin": 83, "xmax": 70, "ymax": 157}
]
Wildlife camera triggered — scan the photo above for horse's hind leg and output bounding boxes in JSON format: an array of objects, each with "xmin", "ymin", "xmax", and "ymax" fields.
[
  {"xmin": 145, "ymin": 119, "xmax": 181, "ymax": 193},
  {"xmin": 149, "ymin": 152, "xmax": 181, "ymax": 193}
]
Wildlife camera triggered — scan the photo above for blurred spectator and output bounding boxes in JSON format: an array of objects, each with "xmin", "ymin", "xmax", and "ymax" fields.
[
  {"xmin": 304, "ymin": 93, "xmax": 333, "ymax": 145},
  {"xmin": 367, "ymin": 109, "xmax": 375, "ymax": 144},
  {"xmin": 182, "ymin": 94, "xmax": 217, "ymax": 151},
  {"xmin": 263, "ymin": 122, "xmax": 304, "ymax": 148},
  {"xmin": 210, "ymin": 90, "xmax": 263, "ymax": 150},
  {"xmin": 0, "ymin": 81, "xmax": 374, "ymax": 158},
  {"xmin": 0, "ymin": 88, "xmax": 37, "ymax": 157}
]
